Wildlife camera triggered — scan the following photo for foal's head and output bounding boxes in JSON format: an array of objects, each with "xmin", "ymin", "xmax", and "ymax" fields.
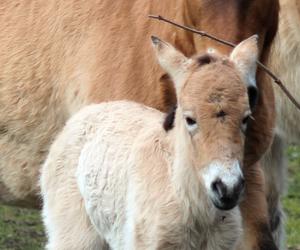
[{"xmin": 152, "ymin": 36, "xmax": 258, "ymax": 211}]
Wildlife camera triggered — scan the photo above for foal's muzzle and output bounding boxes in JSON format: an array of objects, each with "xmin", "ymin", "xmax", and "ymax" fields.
[
  {"xmin": 203, "ymin": 160, "xmax": 245, "ymax": 210},
  {"xmin": 211, "ymin": 177, "xmax": 245, "ymax": 210}
]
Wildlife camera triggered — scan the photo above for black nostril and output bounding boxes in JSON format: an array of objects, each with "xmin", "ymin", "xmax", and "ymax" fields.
[
  {"xmin": 211, "ymin": 179, "xmax": 227, "ymax": 198},
  {"xmin": 211, "ymin": 177, "xmax": 245, "ymax": 211}
]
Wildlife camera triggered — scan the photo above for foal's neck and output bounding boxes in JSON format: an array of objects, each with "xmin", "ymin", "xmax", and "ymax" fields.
[{"xmin": 166, "ymin": 115, "xmax": 213, "ymax": 223}]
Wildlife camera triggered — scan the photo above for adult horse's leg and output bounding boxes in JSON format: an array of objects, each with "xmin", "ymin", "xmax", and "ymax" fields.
[
  {"xmin": 238, "ymin": 162, "xmax": 278, "ymax": 250},
  {"xmin": 261, "ymin": 134, "xmax": 286, "ymax": 249},
  {"xmin": 262, "ymin": 0, "xmax": 300, "ymax": 247}
]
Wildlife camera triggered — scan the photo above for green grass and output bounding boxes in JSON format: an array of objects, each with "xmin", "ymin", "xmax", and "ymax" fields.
[
  {"xmin": 0, "ymin": 146, "xmax": 299, "ymax": 249},
  {"xmin": 284, "ymin": 146, "xmax": 300, "ymax": 249},
  {"xmin": 0, "ymin": 205, "xmax": 45, "ymax": 250}
]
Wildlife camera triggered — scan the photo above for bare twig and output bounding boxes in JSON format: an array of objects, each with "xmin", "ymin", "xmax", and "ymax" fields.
[
  {"xmin": 149, "ymin": 14, "xmax": 300, "ymax": 111},
  {"xmin": 148, "ymin": 15, "xmax": 236, "ymax": 47}
]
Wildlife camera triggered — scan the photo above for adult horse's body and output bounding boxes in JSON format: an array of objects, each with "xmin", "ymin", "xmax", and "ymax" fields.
[{"xmin": 0, "ymin": 0, "xmax": 279, "ymax": 249}]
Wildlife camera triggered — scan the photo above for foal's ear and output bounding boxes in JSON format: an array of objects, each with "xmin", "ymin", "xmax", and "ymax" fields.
[
  {"xmin": 230, "ymin": 35, "xmax": 259, "ymax": 87},
  {"xmin": 151, "ymin": 36, "xmax": 192, "ymax": 92}
]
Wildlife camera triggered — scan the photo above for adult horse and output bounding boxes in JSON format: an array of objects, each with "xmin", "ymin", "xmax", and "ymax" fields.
[
  {"xmin": 0, "ymin": 0, "xmax": 279, "ymax": 249},
  {"xmin": 264, "ymin": 0, "xmax": 300, "ymax": 248}
]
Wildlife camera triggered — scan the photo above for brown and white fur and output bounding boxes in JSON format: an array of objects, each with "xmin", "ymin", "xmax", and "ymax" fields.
[
  {"xmin": 41, "ymin": 36, "xmax": 260, "ymax": 250},
  {"xmin": 0, "ymin": 0, "xmax": 278, "ymax": 209},
  {"xmin": 0, "ymin": 1, "xmax": 279, "ymax": 248},
  {"xmin": 263, "ymin": 0, "xmax": 300, "ymax": 248}
]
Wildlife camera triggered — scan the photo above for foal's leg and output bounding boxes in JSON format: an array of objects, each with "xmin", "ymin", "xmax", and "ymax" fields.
[
  {"xmin": 42, "ymin": 181, "xmax": 108, "ymax": 250},
  {"xmin": 238, "ymin": 162, "xmax": 277, "ymax": 250},
  {"xmin": 41, "ymin": 137, "xmax": 109, "ymax": 249}
]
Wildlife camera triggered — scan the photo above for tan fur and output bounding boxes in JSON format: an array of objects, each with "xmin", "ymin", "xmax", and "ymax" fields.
[
  {"xmin": 0, "ymin": 0, "xmax": 278, "ymax": 206},
  {"xmin": 0, "ymin": 0, "xmax": 183, "ymax": 205},
  {"xmin": 263, "ymin": 0, "xmax": 300, "ymax": 248},
  {"xmin": 0, "ymin": 1, "xmax": 279, "ymax": 248},
  {"xmin": 270, "ymin": 0, "xmax": 300, "ymax": 142},
  {"xmin": 41, "ymin": 43, "xmax": 252, "ymax": 249}
]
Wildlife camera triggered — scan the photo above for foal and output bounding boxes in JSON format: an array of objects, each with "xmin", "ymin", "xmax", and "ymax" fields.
[{"xmin": 41, "ymin": 36, "xmax": 258, "ymax": 249}]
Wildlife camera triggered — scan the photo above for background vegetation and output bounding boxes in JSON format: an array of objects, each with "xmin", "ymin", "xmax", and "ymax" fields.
[
  {"xmin": 284, "ymin": 146, "xmax": 300, "ymax": 249},
  {"xmin": 0, "ymin": 146, "xmax": 299, "ymax": 250}
]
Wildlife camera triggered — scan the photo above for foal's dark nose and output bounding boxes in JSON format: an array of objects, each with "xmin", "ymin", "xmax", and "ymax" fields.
[{"xmin": 211, "ymin": 177, "xmax": 245, "ymax": 210}]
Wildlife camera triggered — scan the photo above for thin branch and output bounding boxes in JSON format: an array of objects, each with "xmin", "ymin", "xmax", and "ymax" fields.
[
  {"xmin": 256, "ymin": 61, "xmax": 300, "ymax": 110},
  {"xmin": 148, "ymin": 15, "xmax": 236, "ymax": 48},
  {"xmin": 149, "ymin": 14, "xmax": 300, "ymax": 111}
]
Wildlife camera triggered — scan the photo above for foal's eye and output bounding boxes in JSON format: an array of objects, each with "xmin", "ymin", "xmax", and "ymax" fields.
[
  {"xmin": 242, "ymin": 116, "xmax": 250, "ymax": 125},
  {"xmin": 241, "ymin": 114, "xmax": 251, "ymax": 133},
  {"xmin": 185, "ymin": 117, "xmax": 197, "ymax": 126},
  {"xmin": 183, "ymin": 112, "xmax": 198, "ymax": 133},
  {"xmin": 184, "ymin": 116, "xmax": 198, "ymax": 133}
]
